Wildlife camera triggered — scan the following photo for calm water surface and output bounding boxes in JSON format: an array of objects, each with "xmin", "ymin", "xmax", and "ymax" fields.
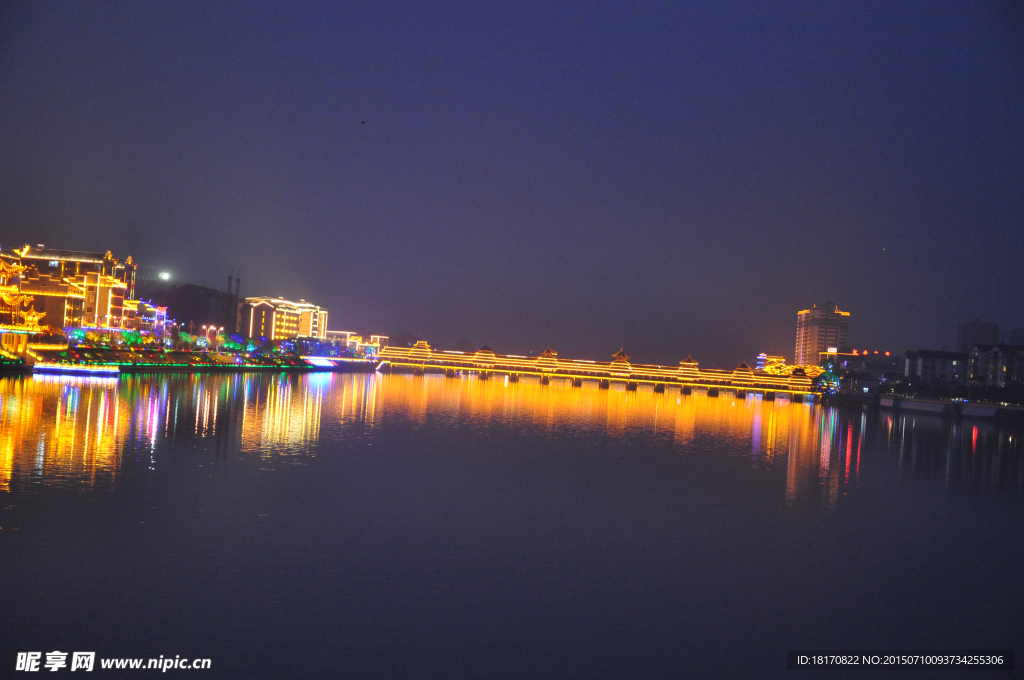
[{"xmin": 1, "ymin": 372, "xmax": 1022, "ymax": 678}]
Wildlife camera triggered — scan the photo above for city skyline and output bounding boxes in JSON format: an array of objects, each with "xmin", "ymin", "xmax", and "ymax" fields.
[
  {"xmin": 2, "ymin": 5, "xmax": 1023, "ymax": 677},
  {"xmin": 3, "ymin": 238, "xmax": 1022, "ymax": 371},
  {"xmin": 1, "ymin": 3, "xmax": 1022, "ymax": 367}
]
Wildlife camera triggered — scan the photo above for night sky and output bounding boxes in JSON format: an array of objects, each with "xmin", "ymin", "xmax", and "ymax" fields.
[{"xmin": 1, "ymin": 1, "xmax": 1021, "ymax": 367}]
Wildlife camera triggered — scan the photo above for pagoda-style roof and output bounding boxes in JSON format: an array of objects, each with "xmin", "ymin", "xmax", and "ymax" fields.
[
  {"xmin": 735, "ymin": 362, "xmax": 753, "ymax": 372},
  {"xmin": 0, "ymin": 259, "xmax": 26, "ymax": 278},
  {"xmin": 611, "ymin": 348, "xmax": 631, "ymax": 362},
  {"xmin": 19, "ymin": 307, "xmax": 45, "ymax": 326},
  {"xmin": 19, "ymin": 246, "xmax": 107, "ymax": 263},
  {"xmin": 679, "ymin": 355, "xmax": 698, "ymax": 366},
  {"xmin": 477, "ymin": 345, "xmax": 493, "ymax": 353},
  {"xmin": 539, "ymin": 346, "xmax": 557, "ymax": 358}
]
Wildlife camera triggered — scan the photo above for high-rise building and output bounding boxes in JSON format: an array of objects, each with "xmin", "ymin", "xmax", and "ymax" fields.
[
  {"xmin": 956, "ymin": 318, "xmax": 999, "ymax": 352},
  {"xmin": 240, "ymin": 297, "xmax": 328, "ymax": 340},
  {"xmin": 794, "ymin": 301, "xmax": 851, "ymax": 365}
]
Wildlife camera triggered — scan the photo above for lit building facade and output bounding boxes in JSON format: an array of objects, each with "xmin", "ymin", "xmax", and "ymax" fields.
[
  {"xmin": 9, "ymin": 245, "xmax": 136, "ymax": 329},
  {"xmin": 123, "ymin": 299, "xmax": 168, "ymax": 334},
  {"xmin": 241, "ymin": 297, "xmax": 328, "ymax": 340},
  {"xmin": 794, "ymin": 302, "xmax": 850, "ymax": 365},
  {"xmin": 967, "ymin": 344, "xmax": 1024, "ymax": 387},
  {"xmin": 324, "ymin": 330, "xmax": 388, "ymax": 352}
]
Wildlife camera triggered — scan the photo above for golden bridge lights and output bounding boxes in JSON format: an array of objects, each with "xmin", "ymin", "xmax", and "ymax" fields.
[{"xmin": 380, "ymin": 344, "xmax": 815, "ymax": 395}]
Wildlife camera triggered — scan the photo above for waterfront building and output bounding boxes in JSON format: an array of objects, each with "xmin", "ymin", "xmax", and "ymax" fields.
[
  {"xmin": 324, "ymin": 330, "xmax": 388, "ymax": 353},
  {"xmin": 968, "ymin": 344, "xmax": 1024, "ymax": 387},
  {"xmin": 904, "ymin": 350, "xmax": 968, "ymax": 383},
  {"xmin": 794, "ymin": 302, "xmax": 850, "ymax": 365},
  {"xmin": 122, "ymin": 299, "xmax": 168, "ymax": 334},
  {"xmin": 324, "ymin": 330, "xmax": 354, "ymax": 343},
  {"xmin": 241, "ymin": 297, "xmax": 328, "ymax": 340},
  {"xmin": 957, "ymin": 318, "xmax": 999, "ymax": 352},
  {"xmin": 6, "ymin": 245, "xmax": 136, "ymax": 329}
]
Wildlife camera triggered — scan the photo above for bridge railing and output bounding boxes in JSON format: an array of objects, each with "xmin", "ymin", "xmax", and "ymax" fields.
[{"xmin": 380, "ymin": 347, "xmax": 814, "ymax": 393}]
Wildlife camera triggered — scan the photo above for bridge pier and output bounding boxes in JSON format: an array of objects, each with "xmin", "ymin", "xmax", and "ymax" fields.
[
  {"xmin": 764, "ymin": 391, "xmax": 775, "ymax": 401},
  {"xmin": 445, "ymin": 369, "xmax": 457, "ymax": 378},
  {"xmin": 791, "ymin": 394, "xmax": 802, "ymax": 403},
  {"xmin": 626, "ymin": 381, "xmax": 638, "ymax": 391},
  {"xmin": 736, "ymin": 389, "xmax": 746, "ymax": 398},
  {"xmin": 599, "ymin": 379, "xmax": 610, "ymax": 389},
  {"xmin": 413, "ymin": 367, "xmax": 425, "ymax": 377},
  {"xmin": 541, "ymin": 375, "xmax": 550, "ymax": 386},
  {"xmin": 479, "ymin": 371, "xmax": 490, "ymax": 381},
  {"xmin": 707, "ymin": 387, "xmax": 719, "ymax": 397},
  {"xmin": 572, "ymin": 378, "xmax": 582, "ymax": 388},
  {"xmin": 508, "ymin": 373, "xmax": 519, "ymax": 383},
  {"xmin": 654, "ymin": 383, "xmax": 665, "ymax": 393},
  {"xmin": 682, "ymin": 386, "xmax": 692, "ymax": 395}
]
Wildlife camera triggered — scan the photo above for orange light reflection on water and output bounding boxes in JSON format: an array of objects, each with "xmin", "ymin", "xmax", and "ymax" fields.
[{"xmin": 1, "ymin": 372, "xmax": 1019, "ymax": 500}]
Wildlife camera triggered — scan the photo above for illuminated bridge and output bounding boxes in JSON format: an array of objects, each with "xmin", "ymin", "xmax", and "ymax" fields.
[{"xmin": 380, "ymin": 342, "xmax": 817, "ymax": 399}]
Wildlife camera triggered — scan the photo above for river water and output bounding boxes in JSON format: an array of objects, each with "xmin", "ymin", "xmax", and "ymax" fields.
[{"xmin": 1, "ymin": 372, "xmax": 1021, "ymax": 678}]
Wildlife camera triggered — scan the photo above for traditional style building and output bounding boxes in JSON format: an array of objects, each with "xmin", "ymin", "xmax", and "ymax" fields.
[{"xmin": 10, "ymin": 245, "xmax": 136, "ymax": 329}]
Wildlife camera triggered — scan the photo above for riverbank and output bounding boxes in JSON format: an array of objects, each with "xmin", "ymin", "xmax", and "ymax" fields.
[
  {"xmin": 12, "ymin": 347, "xmax": 379, "ymax": 375},
  {"xmin": 826, "ymin": 392, "xmax": 1024, "ymax": 425}
]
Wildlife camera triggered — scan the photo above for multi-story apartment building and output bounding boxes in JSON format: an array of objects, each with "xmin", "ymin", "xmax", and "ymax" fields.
[
  {"xmin": 904, "ymin": 350, "xmax": 968, "ymax": 383},
  {"xmin": 4, "ymin": 245, "xmax": 136, "ymax": 329},
  {"xmin": 240, "ymin": 297, "xmax": 328, "ymax": 340},
  {"xmin": 968, "ymin": 345, "xmax": 1024, "ymax": 387},
  {"xmin": 794, "ymin": 302, "xmax": 851, "ymax": 365}
]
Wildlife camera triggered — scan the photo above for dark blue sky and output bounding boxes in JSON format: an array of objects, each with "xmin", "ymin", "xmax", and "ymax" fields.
[{"xmin": 1, "ymin": 1, "xmax": 1021, "ymax": 366}]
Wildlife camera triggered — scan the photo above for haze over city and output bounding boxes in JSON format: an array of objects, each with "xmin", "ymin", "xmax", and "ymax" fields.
[
  {"xmin": 4, "ymin": 3, "xmax": 1024, "ymax": 679},
  {"xmin": 1, "ymin": 2, "xmax": 1021, "ymax": 367}
]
